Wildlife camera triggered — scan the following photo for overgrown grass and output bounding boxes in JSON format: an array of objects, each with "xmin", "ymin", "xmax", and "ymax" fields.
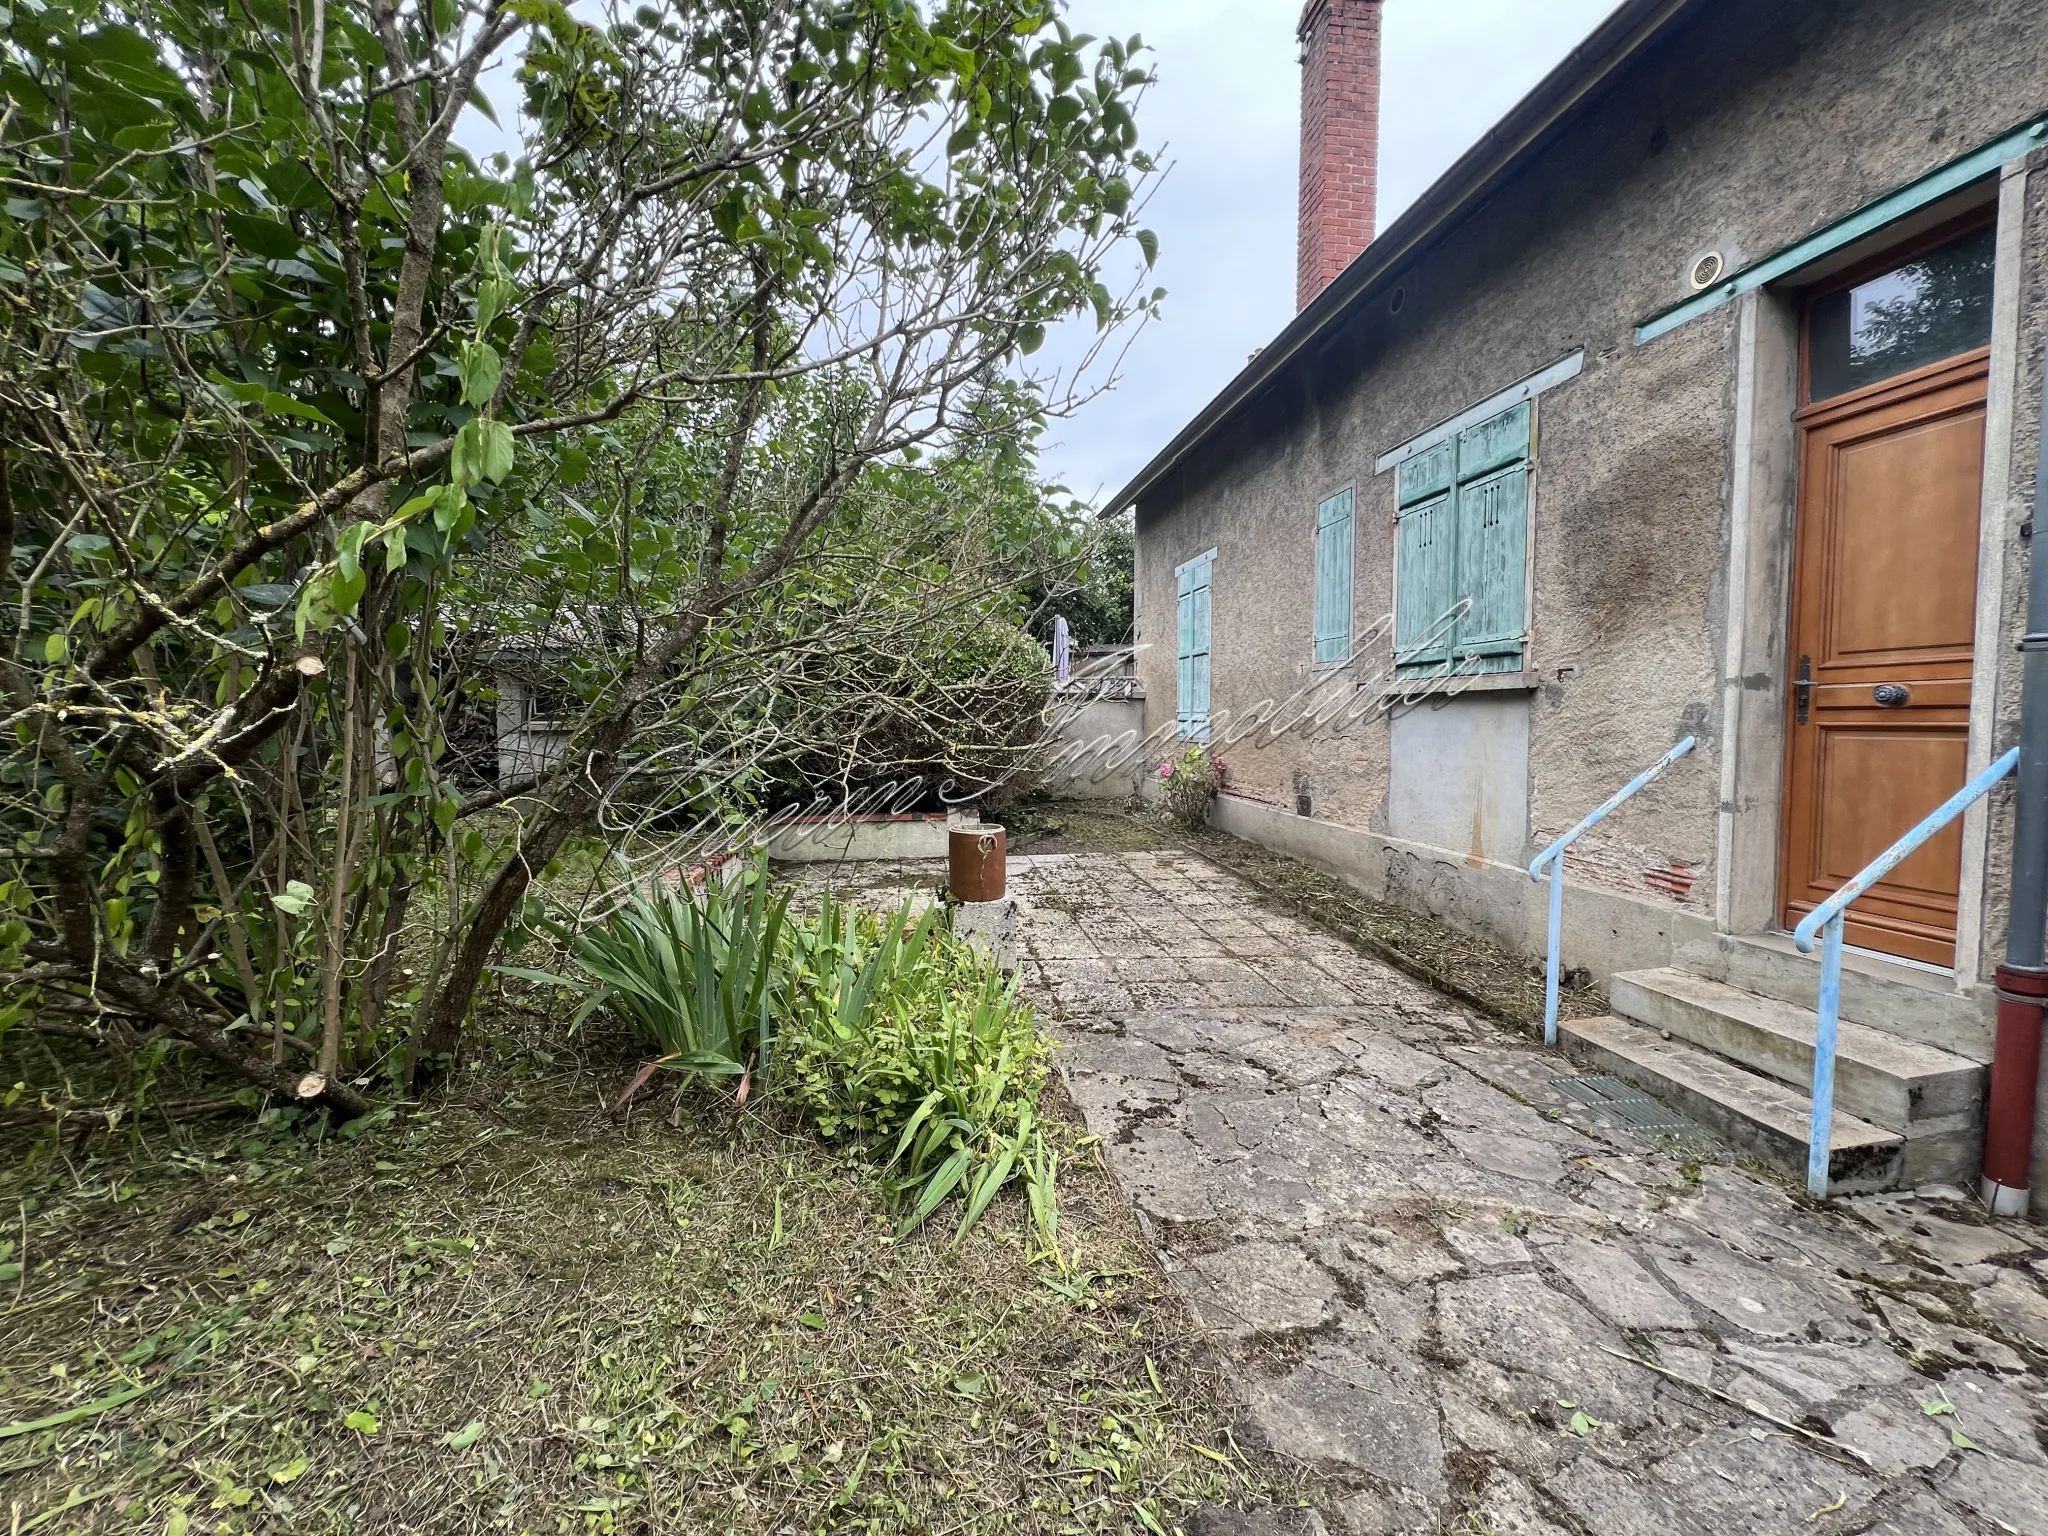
[{"xmin": 0, "ymin": 1057, "xmax": 1323, "ymax": 1534}]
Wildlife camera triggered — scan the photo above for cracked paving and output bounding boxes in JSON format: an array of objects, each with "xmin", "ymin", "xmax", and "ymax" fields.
[{"xmin": 1009, "ymin": 850, "xmax": 2048, "ymax": 1536}]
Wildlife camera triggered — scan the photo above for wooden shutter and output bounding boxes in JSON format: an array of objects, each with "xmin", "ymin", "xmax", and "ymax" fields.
[
  {"xmin": 1313, "ymin": 489, "xmax": 1354, "ymax": 664},
  {"xmin": 1395, "ymin": 492, "xmax": 1455, "ymax": 670},
  {"xmin": 1453, "ymin": 464, "xmax": 1528, "ymax": 670},
  {"xmin": 1391, "ymin": 403, "xmax": 1529, "ymax": 676},
  {"xmin": 1395, "ymin": 438, "xmax": 1456, "ymax": 673},
  {"xmin": 1177, "ymin": 555, "xmax": 1212, "ymax": 738},
  {"xmin": 1451, "ymin": 402, "xmax": 1529, "ymax": 672}
]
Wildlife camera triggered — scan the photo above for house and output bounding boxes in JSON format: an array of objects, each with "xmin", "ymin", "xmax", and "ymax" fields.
[{"xmin": 1109, "ymin": 0, "xmax": 2048, "ymax": 1205}]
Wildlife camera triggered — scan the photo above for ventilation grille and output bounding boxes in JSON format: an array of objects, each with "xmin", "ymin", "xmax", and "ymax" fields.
[
  {"xmin": 1552, "ymin": 1073, "xmax": 1695, "ymax": 1137},
  {"xmin": 1688, "ymin": 250, "xmax": 1726, "ymax": 291}
]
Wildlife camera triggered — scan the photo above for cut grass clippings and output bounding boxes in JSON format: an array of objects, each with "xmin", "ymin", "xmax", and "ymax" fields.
[{"xmin": 0, "ymin": 1059, "xmax": 1323, "ymax": 1534}]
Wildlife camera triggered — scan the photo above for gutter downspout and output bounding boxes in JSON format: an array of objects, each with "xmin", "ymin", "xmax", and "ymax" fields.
[{"xmin": 1984, "ymin": 358, "xmax": 2048, "ymax": 1218}]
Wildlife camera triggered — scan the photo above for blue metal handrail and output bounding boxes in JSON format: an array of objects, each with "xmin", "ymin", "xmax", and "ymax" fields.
[
  {"xmin": 1528, "ymin": 737, "xmax": 1697, "ymax": 1045},
  {"xmin": 1792, "ymin": 745, "xmax": 2019, "ymax": 1198}
]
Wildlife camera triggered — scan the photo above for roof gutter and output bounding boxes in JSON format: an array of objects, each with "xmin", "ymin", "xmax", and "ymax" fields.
[{"xmin": 1099, "ymin": 0, "xmax": 1701, "ymax": 520}]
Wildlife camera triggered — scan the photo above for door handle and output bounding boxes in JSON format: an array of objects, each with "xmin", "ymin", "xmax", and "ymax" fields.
[
  {"xmin": 1795, "ymin": 655, "xmax": 1812, "ymax": 725},
  {"xmin": 1873, "ymin": 683, "xmax": 1911, "ymax": 707}
]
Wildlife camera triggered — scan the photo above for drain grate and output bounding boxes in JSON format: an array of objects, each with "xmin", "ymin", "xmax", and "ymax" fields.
[{"xmin": 1551, "ymin": 1073, "xmax": 1695, "ymax": 1137}]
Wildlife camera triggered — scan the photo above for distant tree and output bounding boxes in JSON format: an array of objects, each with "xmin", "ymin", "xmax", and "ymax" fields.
[{"xmin": 1059, "ymin": 512, "xmax": 1134, "ymax": 649}]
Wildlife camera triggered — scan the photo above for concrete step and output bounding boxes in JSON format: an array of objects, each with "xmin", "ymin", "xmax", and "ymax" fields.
[
  {"xmin": 1609, "ymin": 969, "xmax": 1984, "ymax": 1136},
  {"xmin": 1560, "ymin": 1014, "xmax": 1904, "ymax": 1195},
  {"xmin": 1673, "ymin": 932, "xmax": 1993, "ymax": 1062}
]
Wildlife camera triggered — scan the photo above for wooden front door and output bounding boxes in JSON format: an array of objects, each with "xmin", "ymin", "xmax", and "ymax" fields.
[{"xmin": 1778, "ymin": 349, "xmax": 1987, "ymax": 965}]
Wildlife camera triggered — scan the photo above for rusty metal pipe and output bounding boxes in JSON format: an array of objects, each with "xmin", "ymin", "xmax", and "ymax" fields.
[{"xmin": 1985, "ymin": 352, "xmax": 2048, "ymax": 1217}]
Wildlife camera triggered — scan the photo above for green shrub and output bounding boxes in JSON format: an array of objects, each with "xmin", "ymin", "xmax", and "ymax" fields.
[
  {"xmin": 551, "ymin": 859, "xmax": 791, "ymax": 1084},
  {"xmin": 782, "ymin": 890, "xmax": 1059, "ymax": 1248},
  {"xmin": 543, "ymin": 873, "xmax": 1058, "ymax": 1248},
  {"xmin": 1158, "ymin": 744, "xmax": 1221, "ymax": 827}
]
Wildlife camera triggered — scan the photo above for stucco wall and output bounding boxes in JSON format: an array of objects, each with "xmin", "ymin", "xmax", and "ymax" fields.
[{"xmin": 1132, "ymin": 0, "xmax": 2048, "ymax": 987}]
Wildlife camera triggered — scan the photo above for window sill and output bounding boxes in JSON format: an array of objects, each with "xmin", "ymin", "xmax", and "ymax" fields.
[{"xmin": 1384, "ymin": 667, "xmax": 1539, "ymax": 701}]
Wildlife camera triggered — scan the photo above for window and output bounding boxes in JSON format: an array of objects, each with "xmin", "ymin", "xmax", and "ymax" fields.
[
  {"xmin": 1175, "ymin": 550, "xmax": 1213, "ymax": 739},
  {"xmin": 524, "ymin": 684, "xmax": 574, "ymax": 728},
  {"xmin": 1807, "ymin": 221, "xmax": 1994, "ymax": 401},
  {"xmin": 1394, "ymin": 400, "xmax": 1530, "ymax": 677},
  {"xmin": 1312, "ymin": 488, "xmax": 1354, "ymax": 664}
]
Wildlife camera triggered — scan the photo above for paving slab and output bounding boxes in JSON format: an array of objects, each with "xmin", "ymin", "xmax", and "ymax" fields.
[
  {"xmin": 1971, "ymin": 1268, "xmax": 2048, "ymax": 1350},
  {"xmin": 1936, "ymin": 1449, "xmax": 2048, "ymax": 1531},
  {"xmin": 994, "ymin": 850, "xmax": 2048, "ymax": 1536},
  {"xmin": 1547, "ymin": 1237, "xmax": 1697, "ymax": 1330},
  {"xmin": 1244, "ymin": 1344, "xmax": 1445, "ymax": 1501},
  {"xmin": 1181, "ymin": 1242, "xmax": 1340, "ymax": 1341}
]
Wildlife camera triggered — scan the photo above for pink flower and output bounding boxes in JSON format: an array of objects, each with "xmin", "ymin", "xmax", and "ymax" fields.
[{"xmin": 1157, "ymin": 761, "xmax": 1174, "ymax": 779}]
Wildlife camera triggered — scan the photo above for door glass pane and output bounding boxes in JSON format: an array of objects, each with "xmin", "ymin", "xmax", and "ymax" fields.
[{"xmin": 1809, "ymin": 223, "xmax": 1994, "ymax": 401}]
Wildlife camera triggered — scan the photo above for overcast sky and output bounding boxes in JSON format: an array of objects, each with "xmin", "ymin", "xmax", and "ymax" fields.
[{"xmin": 1039, "ymin": 0, "xmax": 1622, "ymax": 505}]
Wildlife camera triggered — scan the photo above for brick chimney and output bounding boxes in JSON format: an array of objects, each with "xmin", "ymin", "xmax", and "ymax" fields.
[{"xmin": 1296, "ymin": 0, "xmax": 1384, "ymax": 310}]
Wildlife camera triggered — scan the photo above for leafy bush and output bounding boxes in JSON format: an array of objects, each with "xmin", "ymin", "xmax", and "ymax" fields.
[
  {"xmin": 1158, "ymin": 745, "xmax": 1223, "ymax": 828},
  {"xmin": 546, "ymin": 861, "xmax": 791, "ymax": 1087},
  {"xmin": 781, "ymin": 890, "xmax": 1059, "ymax": 1248},
  {"xmin": 547, "ymin": 875, "xmax": 1057, "ymax": 1247}
]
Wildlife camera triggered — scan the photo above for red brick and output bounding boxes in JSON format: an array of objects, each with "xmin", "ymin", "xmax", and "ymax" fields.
[{"xmin": 1297, "ymin": 0, "xmax": 1381, "ymax": 310}]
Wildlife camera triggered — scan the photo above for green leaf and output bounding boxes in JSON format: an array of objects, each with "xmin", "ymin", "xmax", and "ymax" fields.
[
  {"xmin": 43, "ymin": 633, "xmax": 66, "ymax": 663},
  {"xmin": 335, "ymin": 522, "xmax": 370, "ymax": 584},
  {"xmin": 383, "ymin": 525, "xmax": 409, "ymax": 575},
  {"xmin": 475, "ymin": 277, "xmax": 515, "ymax": 333},
  {"xmin": 479, "ymin": 419, "xmax": 514, "ymax": 483},
  {"xmin": 271, "ymin": 880, "xmax": 316, "ymax": 917},
  {"xmin": 261, "ymin": 391, "xmax": 336, "ymax": 427},
  {"xmin": 439, "ymin": 1419, "xmax": 485, "ymax": 1450},
  {"xmin": 1568, "ymin": 1411, "xmax": 1600, "ymax": 1436},
  {"xmin": 268, "ymin": 1457, "xmax": 310, "ymax": 1484},
  {"xmin": 1951, "ymin": 1426, "xmax": 1980, "ymax": 1451},
  {"xmin": 1016, "ymin": 323, "xmax": 1044, "ymax": 355},
  {"xmin": 458, "ymin": 341, "xmax": 502, "ymax": 407},
  {"xmin": 1137, "ymin": 228, "xmax": 1158, "ymax": 268},
  {"xmin": 330, "ymin": 563, "xmax": 367, "ymax": 616},
  {"xmin": 451, "ymin": 419, "xmax": 482, "ymax": 487},
  {"xmin": 433, "ymin": 483, "xmax": 471, "ymax": 533},
  {"xmin": 558, "ymin": 445, "xmax": 589, "ymax": 485},
  {"xmin": 343, "ymin": 1408, "xmax": 380, "ymax": 1435}
]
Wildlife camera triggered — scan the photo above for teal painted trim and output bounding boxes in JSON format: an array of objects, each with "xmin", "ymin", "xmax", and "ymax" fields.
[{"xmin": 1634, "ymin": 116, "xmax": 2048, "ymax": 347}]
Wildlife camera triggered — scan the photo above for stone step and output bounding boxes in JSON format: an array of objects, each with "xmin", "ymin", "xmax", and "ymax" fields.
[
  {"xmin": 1559, "ymin": 1014, "xmax": 1904, "ymax": 1195},
  {"xmin": 1608, "ymin": 968, "xmax": 1984, "ymax": 1136},
  {"xmin": 1673, "ymin": 932, "xmax": 1993, "ymax": 1062}
]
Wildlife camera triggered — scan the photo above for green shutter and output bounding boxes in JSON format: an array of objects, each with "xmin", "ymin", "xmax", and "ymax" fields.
[
  {"xmin": 1453, "ymin": 464, "xmax": 1527, "ymax": 670},
  {"xmin": 1393, "ymin": 401, "xmax": 1530, "ymax": 677},
  {"xmin": 1395, "ymin": 492, "xmax": 1455, "ymax": 669},
  {"xmin": 1177, "ymin": 555, "xmax": 1212, "ymax": 738},
  {"xmin": 1455, "ymin": 401, "xmax": 1530, "ymax": 479},
  {"xmin": 1398, "ymin": 440, "xmax": 1453, "ymax": 506},
  {"xmin": 1313, "ymin": 489, "xmax": 1354, "ymax": 664}
]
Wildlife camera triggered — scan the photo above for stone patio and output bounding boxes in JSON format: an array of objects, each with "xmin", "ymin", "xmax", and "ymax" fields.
[{"xmin": 1009, "ymin": 849, "xmax": 2048, "ymax": 1536}]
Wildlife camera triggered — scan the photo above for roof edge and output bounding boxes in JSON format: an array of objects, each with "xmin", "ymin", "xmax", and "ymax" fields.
[{"xmin": 1099, "ymin": 0, "xmax": 1700, "ymax": 520}]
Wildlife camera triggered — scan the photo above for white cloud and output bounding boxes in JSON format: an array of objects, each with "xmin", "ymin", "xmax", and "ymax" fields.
[{"xmin": 1040, "ymin": 0, "xmax": 1622, "ymax": 505}]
